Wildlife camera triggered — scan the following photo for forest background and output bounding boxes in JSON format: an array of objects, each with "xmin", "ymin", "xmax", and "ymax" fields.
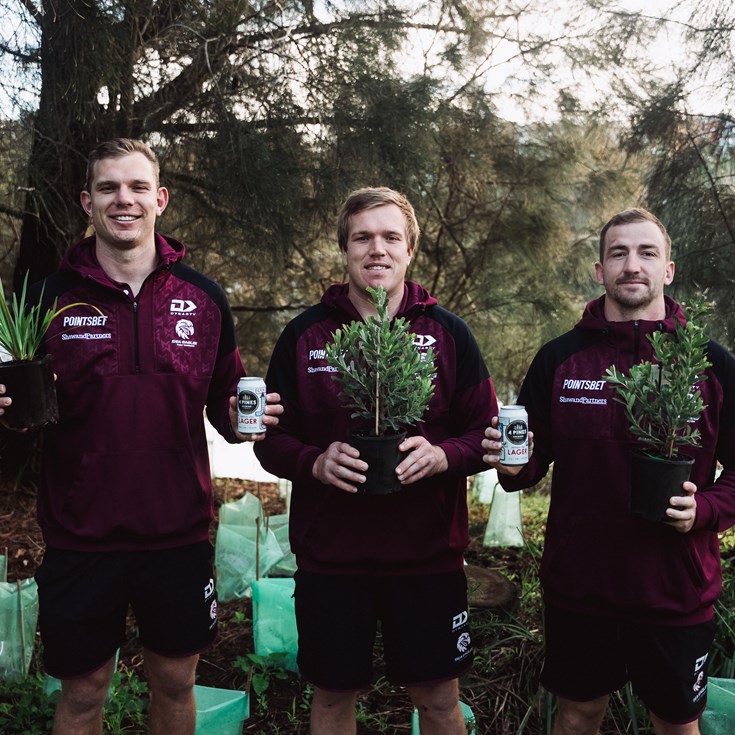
[
  {"xmin": 1, "ymin": 1, "xmax": 735, "ymax": 732},
  {"xmin": 2, "ymin": 0, "xmax": 735, "ymax": 402}
]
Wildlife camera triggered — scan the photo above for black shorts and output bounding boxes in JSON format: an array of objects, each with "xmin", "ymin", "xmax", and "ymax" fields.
[
  {"xmin": 36, "ymin": 542, "xmax": 217, "ymax": 678},
  {"xmin": 294, "ymin": 568, "xmax": 472, "ymax": 691},
  {"xmin": 541, "ymin": 603, "xmax": 715, "ymax": 724}
]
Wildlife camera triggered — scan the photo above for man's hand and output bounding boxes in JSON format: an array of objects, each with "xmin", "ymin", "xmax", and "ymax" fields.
[
  {"xmin": 396, "ymin": 436, "xmax": 448, "ymax": 485},
  {"xmin": 666, "ymin": 481, "xmax": 697, "ymax": 533},
  {"xmin": 0, "ymin": 382, "xmax": 11, "ymax": 418},
  {"xmin": 228, "ymin": 391, "xmax": 283, "ymax": 443},
  {"xmin": 0, "ymin": 382, "xmax": 28, "ymax": 433},
  {"xmin": 481, "ymin": 416, "xmax": 534, "ymax": 476},
  {"xmin": 312, "ymin": 441, "xmax": 368, "ymax": 493}
]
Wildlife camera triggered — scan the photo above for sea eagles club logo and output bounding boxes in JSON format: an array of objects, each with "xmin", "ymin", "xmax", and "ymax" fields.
[
  {"xmin": 456, "ymin": 632, "xmax": 471, "ymax": 653},
  {"xmin": 176, "ymin": 319, "xmax": 195, "ymax": 340}
]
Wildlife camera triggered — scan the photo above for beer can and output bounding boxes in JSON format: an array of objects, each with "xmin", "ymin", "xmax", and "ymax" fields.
[
  {"xmin": 498, "ymin": 405, "xmax": 529, "ymax": 465},
  {"xmin": 237, "ymin": 377, "xmax": 266, "ymax": 433}
]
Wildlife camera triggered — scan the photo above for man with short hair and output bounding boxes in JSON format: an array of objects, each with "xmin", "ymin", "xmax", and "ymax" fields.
[
  {"xmin": 254, "ymin": 187, "xmax": 498, "ymax": 734},
  {"xmin": 0, "ymin": 138, "xmax": 281, "ymax": 735},
  {"xmin": 484, "ymin": 208, "xmax": 735, "ymax": 735}
]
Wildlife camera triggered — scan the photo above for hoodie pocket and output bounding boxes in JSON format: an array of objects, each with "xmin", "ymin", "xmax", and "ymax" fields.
[{"xmin": 62, "ymin": 449, "xmax": 208, "ymax": 539}]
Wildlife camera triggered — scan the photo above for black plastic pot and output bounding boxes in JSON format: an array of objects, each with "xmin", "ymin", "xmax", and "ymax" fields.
[
  {"xmin": 348, "ymin": 429, "xmax": 407, "ymax": 495},
  {"xmin": 0, "ymin": 355, "xmax": 59, "ymax": 430},
  {"xmin": 630, "ymin": 450, "xmax": 694, "ymax": 523}
]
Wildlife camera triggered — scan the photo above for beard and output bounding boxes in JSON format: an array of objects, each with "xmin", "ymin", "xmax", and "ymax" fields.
[{"xmin": 607, "ymin": 278, "xmax": 658, "ymax": 309}]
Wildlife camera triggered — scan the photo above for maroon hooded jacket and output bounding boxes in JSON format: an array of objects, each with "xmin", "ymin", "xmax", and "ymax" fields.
[
  {"xmin": 32, "ymin": 234, "xmax": 246, "ymax": 551},
  {"xmin": 500, "ymin": 295, "xmax": 735, "ymax": 625},
  {"xmin": 254, "ymin": 282, "xmax": 497, "ymax": 575}
]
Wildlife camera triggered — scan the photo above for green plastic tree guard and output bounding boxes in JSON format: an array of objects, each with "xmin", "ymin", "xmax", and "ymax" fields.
[
  {"xmin": 700, "ymin": 678, "xmax": 735, "ymax": 735},
  {"xmin": 194, "ymin": 684, "xmax": 250, "ymax": 735}
]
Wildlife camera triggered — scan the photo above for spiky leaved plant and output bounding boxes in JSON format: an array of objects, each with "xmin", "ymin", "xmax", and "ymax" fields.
[
  {"xmin": 0, "ymin": 273, "xmax": 102, "ymax": 362},
  {"xmin": 604, "ymin": 294, "xmax": 712, "ymax": 460},
  {"xmin": 325, "ymin": 285, "xmax": 436, "ymax": 436}
]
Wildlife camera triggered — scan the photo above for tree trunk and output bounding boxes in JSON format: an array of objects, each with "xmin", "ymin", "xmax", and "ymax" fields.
[{"xmin": 15, "ymin": 1, "xmax": 119, "ymax": 291}]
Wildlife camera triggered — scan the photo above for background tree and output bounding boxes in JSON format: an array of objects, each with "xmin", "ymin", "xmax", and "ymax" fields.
[
  {"xmin": 6, "ymin": 0, "xmax": 534, "ymax": 281},
  {"xmin": 2, "ymin": 0, "xmax": 727, "ymax": 396},
  {"xmin": 579, "ymin": 0, "xmax": 735, "ymax": 347},
  {"xmin": 627, "ymin": 90, "xmax": 735, "ymax": 345}
]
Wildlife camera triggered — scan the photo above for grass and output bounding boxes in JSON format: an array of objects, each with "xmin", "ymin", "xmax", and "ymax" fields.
[
  {"xmin": 0, "ymin": 667, "xmax": 148, "ymax": 735},
  {"xmin": 2, "ymin": 482, "xmax": 735, "ymax": 733},
  {"xmin": 710, "ymin": 528, "xmax": 735, "ymax": 680}
]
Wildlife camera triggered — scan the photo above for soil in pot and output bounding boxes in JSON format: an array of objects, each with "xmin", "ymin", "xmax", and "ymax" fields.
[
  {"xmin": 630, "ymin": 451, "xmax": 694, "ymax": 523},
  {"xmin": 0, "ymin": 355, "xmax": 59, "ymax": 430},
  {"xmin": 348, "ymin": 430, "xmax": 407, "ymax": 495}
]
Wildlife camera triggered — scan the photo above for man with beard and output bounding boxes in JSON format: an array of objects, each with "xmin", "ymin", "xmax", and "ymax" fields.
[{"xmin": 483, "ymin": 208, "xmax": 735, "ymax": 735}]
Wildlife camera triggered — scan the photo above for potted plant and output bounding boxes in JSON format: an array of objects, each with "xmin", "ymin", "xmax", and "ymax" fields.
[
  {"xmin": 604, "ymin": 294, "xmax": 712, "ymax": 522},
  {"xmin": 0, "ymin": 273, "xmax": 100, "ymax": 429},
  {"xmin": 325, "ymin": 285, "xmax": 436, "ymax": 494}
]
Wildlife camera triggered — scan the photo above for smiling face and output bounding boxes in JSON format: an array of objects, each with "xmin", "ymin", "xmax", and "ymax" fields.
[
  {"xmin": 342, "ymin": 203, "xmax": 414, "ymax": 316},
  {"xmin": 595, "ymin": 219, "xmax": 675, "ymax": 321},
  {"xmin": 80, "ymin": 152, "xmax": 168, "ymax": 252}
]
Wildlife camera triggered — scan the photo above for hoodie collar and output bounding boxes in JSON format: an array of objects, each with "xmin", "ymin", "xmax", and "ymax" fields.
[
  {"xmin": 60, "ymin": 233, "xmax": 185, "ymax": 286},
  {"xmin": 321, "ymin": 281, "xmax": 438, "ymax": 322},
  {"xmin": 576, "ymin": 294, "xmax": 685, "ymax": 336}
]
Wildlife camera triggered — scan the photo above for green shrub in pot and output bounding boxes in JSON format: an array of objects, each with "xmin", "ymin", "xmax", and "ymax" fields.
[
  {"xmin": 604, "ymin": 294, "xmax": 712, "ymax": 520},
  {"xmin": 0, "ymin": 273, "xmax": 101, "ymax": 428},
  {"xmin": 324, "ymin": 285, "xmax": 436, "ymax": 493}
]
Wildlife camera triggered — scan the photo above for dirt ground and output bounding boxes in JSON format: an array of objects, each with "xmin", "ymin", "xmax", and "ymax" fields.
[
  {"xmin": 0, "ymin": 475, "xmax": 533, "ymax": 733},
  {"xmin": 0, "ymin": 477, "xmax": 284, "ymax": 685}
]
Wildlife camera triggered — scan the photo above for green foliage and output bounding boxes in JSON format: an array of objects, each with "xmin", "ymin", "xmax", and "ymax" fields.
[
  {"xmin": 1, "ymin": 0, "xmax": 651, "ymax": 384},
  {"xmin": 102, "ymin": 667, "xmax": 149, "ymax": 733},
  {"xmin": 604, "ymin": 295, "xmax": 712, "ymax": 459},
  {"xmin": 235, "ymin": 652, "xmax": 291, "ymax": 712},
  {"xmin": 0, "ymin": 273, "xmax": 101, "ymax": 362},
  {"xmin": 622, "ymin": 73, "xmax": 735, "ymax": 348},
  {"xmin": 0, "ymin": 673, "xmax": 55, "ymax": 734},
  {"xmin": 712, "ymin": 554, "xmax": 735, "ymax": 679},
  {"xmin": 325, "ymin": 286, "xmax": 436, "ymax": 436},
  {"xmin": 0, "ymin": 273, "xmax": 59, "ymax": 362},
  {"xmin": 0, "ymin": 667, "xmax": 149, "ymax": 735}
]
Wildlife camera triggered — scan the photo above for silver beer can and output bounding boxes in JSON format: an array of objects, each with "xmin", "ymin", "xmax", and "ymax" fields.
[
  {"xmin": 237, "ymin": 377, "xmax": 266, "ymax": 433},
  {"xmin": 498, "ymin": 405, "xmax": 529, "ymax": 465}
]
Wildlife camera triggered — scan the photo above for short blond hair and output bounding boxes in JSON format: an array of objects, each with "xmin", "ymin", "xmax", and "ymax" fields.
[
  {"xmin": 86, "ymin": 138, "xmax": 160, "ymax": 191},
  {"xmin": 337, "ymin": 187, "xmax": 419, "ymax": 252}
]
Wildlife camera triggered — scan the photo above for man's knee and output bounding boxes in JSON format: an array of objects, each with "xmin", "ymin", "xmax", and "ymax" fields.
[
  {"xmin": 144, "ymin": 650, "xmax": 198, "ymax": 700},
  {"xmin": 553, "ymin": 695, "xmax": 609, "ymax": 735},
  {"xmin": 309, "ymin": 687, "xmax": 357, "ymax": 734},
  {"xmin": 57, "ymin": 659, "xmax": 116, "ymax": 718},
  {"xmin": 408, "ymin": 679, "xmax": 461, "ymax": 722},
  {"xmin": 312, "ymin": 687, "xmax": 357, "ymax": 713}
]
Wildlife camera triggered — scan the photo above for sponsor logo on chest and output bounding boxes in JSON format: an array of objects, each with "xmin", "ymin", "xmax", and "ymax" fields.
[
  {"xmin": 559, "ymin": 376, "xmax": 608, "ymax": 405},
  {"xmin": 171, "ymin": 299, "xmax": 197, "ymax": 314},
  {"xmin": 60, "ymin": 312, "xmax": 112, "ymax": 341},
  {"xmin": 307, "ymin": 347, "xmax": 337, "ymax": 374},
  {"xmin": 413, "ymin": 334, "xmax": 436, "ymax": 362}
]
